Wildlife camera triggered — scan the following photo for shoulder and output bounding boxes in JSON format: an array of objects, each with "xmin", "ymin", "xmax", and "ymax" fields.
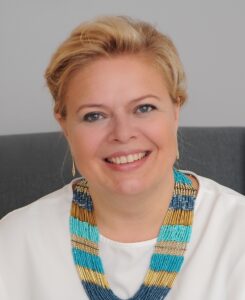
[
  {"xmin": 184, "ymin": 169, "xmax": 245, "ymax": 236},
  {"xmin": 0, "ymin": 180, "xmax": 74, "ymax": 240},
  {"xmin": 196, "ymin": 172, "xmax": 245, "ymax": 208},
  {"xmin": 0, "ymin": 179, "xmax": 84, "ymax": 299},
  {"xmin": 184, "ymin": 169, "xmax": 245, "ymax": 207},
  {"xmin": 184, "ymin": 170, "xmax": 245, "ymax": 247},
  {"xmin": 181, "ymin": 171, "xmax": 245, "ymax": 294}
]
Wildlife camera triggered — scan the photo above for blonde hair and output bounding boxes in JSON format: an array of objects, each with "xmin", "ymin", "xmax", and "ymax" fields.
[{"xmin": 45, "ymin": 16, "xmax": 187, "ymax": 117}]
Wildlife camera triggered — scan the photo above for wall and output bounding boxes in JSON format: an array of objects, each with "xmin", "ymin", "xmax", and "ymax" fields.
[{"xmin": 0, "ymin": 0, "xmax": 244, "ymax": 135}]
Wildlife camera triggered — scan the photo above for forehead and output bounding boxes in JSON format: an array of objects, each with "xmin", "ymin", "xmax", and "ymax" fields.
[{"xmin": 65, "ymin": 55, "xmax": 170, "ymax": 106}]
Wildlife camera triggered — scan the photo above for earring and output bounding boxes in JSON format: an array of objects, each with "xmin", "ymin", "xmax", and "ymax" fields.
[
  {"xmin": 72, "ymin": 160, "xmax": 76, "ymax": 177},
  {"xmin": 176, "ymin": 148, "xmax": 180, "ymax": 160},
  {"xmin": 176, "ymin": 137, "xmax": 180, "ymax": 160}
]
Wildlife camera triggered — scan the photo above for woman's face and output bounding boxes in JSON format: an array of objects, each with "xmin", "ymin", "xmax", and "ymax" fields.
[{"xmin": 57, "ymin": 55, "xmax": 180, "ymax": 196}]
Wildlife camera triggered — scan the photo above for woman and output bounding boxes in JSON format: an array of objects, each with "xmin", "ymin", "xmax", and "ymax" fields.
[{"xmin": 0, "ymin": 16, "xmax": 244, "ymax": 300}]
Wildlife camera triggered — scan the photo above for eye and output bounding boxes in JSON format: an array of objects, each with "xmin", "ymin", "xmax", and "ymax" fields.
[
  {"xmin": 83, "ymin": 112, "xmax": 105, "ymax": 122},
  {"xmin": 135, "ymin": 104, "xmax": 156, "ymax": 114}
]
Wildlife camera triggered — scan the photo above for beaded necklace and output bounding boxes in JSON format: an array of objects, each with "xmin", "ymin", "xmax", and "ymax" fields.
[{"xmin": 70, "ymin": 169, "xmax": 197, "ymax": 299}]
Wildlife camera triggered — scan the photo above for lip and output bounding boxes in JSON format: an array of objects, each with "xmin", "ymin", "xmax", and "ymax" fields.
[{"xmin": 103, "ymin": 151, "xmax": 151, "ymax": 171}]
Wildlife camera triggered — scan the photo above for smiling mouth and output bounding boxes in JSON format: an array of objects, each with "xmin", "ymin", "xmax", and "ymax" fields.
[{"xmin": 105, "ymin": 151, "xmax": 151, "ymax": 165}]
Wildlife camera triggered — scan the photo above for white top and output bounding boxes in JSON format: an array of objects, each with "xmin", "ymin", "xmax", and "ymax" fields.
[{"xmin": 0, "ymin": 172, "xmax": 245, "ymax": 300}]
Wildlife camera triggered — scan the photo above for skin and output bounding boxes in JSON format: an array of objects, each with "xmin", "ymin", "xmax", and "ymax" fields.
[{"xmin": 56, "ymin": 55, "xmax": 197, "ymax": 242}]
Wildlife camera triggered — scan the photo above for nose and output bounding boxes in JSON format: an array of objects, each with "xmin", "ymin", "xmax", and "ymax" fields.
[{"xmin": 108, "ymin": 114, "xmax": 137, "ymax": 143}]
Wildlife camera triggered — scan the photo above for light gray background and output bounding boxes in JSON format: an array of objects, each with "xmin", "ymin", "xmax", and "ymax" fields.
[{"xmin": 0, "ymin": 0, "xmax": 244, "ymax": 135}]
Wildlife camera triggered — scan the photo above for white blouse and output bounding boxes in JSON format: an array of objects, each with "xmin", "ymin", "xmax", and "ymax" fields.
[{"xmin": 0, "ymin": 172, "xmax": 245, "ymax": 300}]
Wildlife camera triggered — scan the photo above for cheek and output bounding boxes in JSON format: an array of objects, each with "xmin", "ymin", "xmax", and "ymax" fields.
[
  {"xmin": 146, "ymin": 117, "xmax": 178, "ymax": 148},
  {"xmin": 67, "ymin": 126, "xmax": 104, "ymax": 159}
]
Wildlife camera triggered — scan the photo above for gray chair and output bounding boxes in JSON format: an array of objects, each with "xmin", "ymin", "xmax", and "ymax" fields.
[{"xmin": 0, "ymin": 127, "xmax": 245, "ymax": 219}]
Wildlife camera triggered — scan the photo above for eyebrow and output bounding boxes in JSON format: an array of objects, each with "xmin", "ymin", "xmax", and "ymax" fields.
[{"xmin": 76, "ymin": 94, "xmax": 160, "ymax": 113}]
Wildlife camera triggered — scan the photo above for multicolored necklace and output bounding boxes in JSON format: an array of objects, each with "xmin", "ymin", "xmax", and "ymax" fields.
[{"xmin": 70, "ymin": 169, "xmax": 197, "ymax": 299}]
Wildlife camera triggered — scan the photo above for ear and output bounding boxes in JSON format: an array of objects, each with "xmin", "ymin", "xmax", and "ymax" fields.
[
  {"xmin": 55, "ymin": 113, "xmax": 74, "ymax": 157},
  {"xmin": 170, "ymin": 98, "xmax": 180, "ymax": 136},
  {"xmin": 55, "ymin": 113, "xmax": 69, "ymax": 138},
  {"xmin": 174, "ymin": 103, "xmax": 180, "ymax": 120},
  {"xmin": 173, "ymin": 98, "xmax": 181, "ymax": 125}
]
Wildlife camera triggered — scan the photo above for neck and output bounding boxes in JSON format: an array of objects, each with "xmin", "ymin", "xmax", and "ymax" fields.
[{"xmin": 88, "ymin": 173, "xmax": 175, "ymax": 243}]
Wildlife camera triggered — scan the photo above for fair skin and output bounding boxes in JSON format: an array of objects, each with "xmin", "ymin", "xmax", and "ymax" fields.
[{"xmin": 56, "ymin": 55, "xmax": 197, "ymax": 242}]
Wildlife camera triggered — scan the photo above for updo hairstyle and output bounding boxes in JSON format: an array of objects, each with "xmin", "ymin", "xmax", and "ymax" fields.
[{"xmin": 45, "ymin": 16, "xmax": 187, "ymax": 118}]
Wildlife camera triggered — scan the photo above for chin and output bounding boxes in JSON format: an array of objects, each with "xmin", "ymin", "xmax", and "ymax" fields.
[{"xmin": 112, "ymin": 179, "xmax": 153, "ymax": 196}]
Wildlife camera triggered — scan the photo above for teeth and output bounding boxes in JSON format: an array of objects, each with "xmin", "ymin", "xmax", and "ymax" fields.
[{"xmin": 107, "ymin": 152, "xmax": 147, "ymax": 164}]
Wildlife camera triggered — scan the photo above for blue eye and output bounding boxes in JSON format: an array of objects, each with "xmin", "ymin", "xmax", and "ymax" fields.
[
  {"xmin": 83, "ymin": 112, "xmax": 104, "ymax": 122},
  {"xmin": 136, "ymin": 104, "xmax": 156, "ymax": 114}
]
